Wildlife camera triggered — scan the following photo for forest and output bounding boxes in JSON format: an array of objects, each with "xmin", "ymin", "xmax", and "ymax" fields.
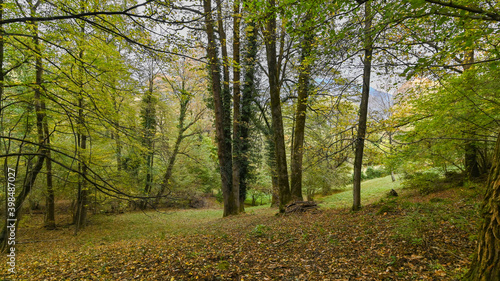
[{"xmin": 0, "ymin": 0, "xmax": 499, "ymax": 280}]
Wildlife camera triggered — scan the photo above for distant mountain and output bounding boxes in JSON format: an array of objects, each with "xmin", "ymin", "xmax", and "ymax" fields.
[
  {"xmin": 349, "ymin": 86, "xmax": 392, "ymax": 118},
  {"xmin": 311, "ymin": 78, "xmax": 393, "ymax": 119},
  {"xmin": 368, "ymin": 87, "xmax": 392, "ymax": 120}
]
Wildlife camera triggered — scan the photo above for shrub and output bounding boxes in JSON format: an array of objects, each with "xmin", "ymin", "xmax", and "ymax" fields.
[
  {"xmin": 402, "ymin": 171, "xmax": 443, "ymax": 195},
  {"xmin": 365, "ymin": 166, "xmax": 388, "ymax": 180}
]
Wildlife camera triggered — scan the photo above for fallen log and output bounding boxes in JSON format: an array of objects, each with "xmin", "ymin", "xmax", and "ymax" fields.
[{"xmin": 285, "ymin": 201, "xmax": 319, "ymax": 214}]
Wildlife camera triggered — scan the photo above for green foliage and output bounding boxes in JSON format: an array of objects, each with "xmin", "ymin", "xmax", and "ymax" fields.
[
  {"xmin": 402, "ymin": 171, "xmax": 443, "ymax": 195},
  {"xmin": 401, "ymin": 170, "xmax": 470, "ymax": 195},
  {"xmin": 390, "ymin": 62, "xmax": 500, "ymax": 177},
  {"xmin": 365, "ymin": 166, "xmax": 388, "ymax": 180},
  {"xmin": 304, "ymin": 163, "xmax": 352, "ymax": 198}
]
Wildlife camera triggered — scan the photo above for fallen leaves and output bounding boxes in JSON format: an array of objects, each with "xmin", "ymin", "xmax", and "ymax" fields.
[{"xmin": 1, "ymin": 194, "xmax": 479, "ymax": 280}]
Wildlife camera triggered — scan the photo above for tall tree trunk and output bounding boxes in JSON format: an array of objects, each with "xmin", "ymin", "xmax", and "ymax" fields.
[
  {"xmin": 1, "ymin": 6, "xmax": 48, "ymax": 245},
  {"xmin": 29, "ymin": 3, "xmax": 56, "ymax": 229},
  {"xmin": 465, "ymin": 132, "xmax": 500, "ymax": 280},
  {"xmin": 33, "ymin": 16, "xmax": 56, "ymax": 230},
  {"xmin": 155, "ymin": 99, "xmax": 188, "ymax": 206},
  {"xmin": 232, "ymin": 0, "xmax": 242, "ymax": 212},
  {"xmin": 43, "ymin": 121, "xmax": 55, "ymax": 229},
  {"xmin": 73, "ymin": 95, "xmax": 88, "ymax": 231},
  {"xmin": 142, "ymin": 77, "xmax": 156, "ymax": 209},
  {"xmin": 112, "ymin": 97, "xmax": 123, "ymax": 172},
  {"xmin": 239, "ymin": 15, "xmax": 258, "ymax": 211},
  {"xmin": 73, "ymin": 11, "xmax": 88, "ymax": 230},
  {"xmin": 353, "ymin": 1, "xmax": 372, "ymax": 211},
  {"xmin": 463, "ymin": 50, "xmax": 481, "ymax": 179},
  {"xmin": 264, "ymin": 0, "xmax": 291, "ymax": 213},
  {"xmin": 203, "ymin": 0, "xmax": 237, "ymax": 216},
  {"xmin": 290, "ymin": 26, "xmax": 314, "ymax": 202}
]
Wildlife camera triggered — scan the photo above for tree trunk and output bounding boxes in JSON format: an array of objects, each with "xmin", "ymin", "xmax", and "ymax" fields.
[
  {"xmin": 353, "ymin": 1, "xmax": 372, "ymax": 211},
  {"xmin": 29, "ymin": 4, "xmax": 56, "ymax": 229},
  {"xmin": 203, "ymin": 0, "xmax": 237, "ymax": 216},
  {"xmin": 113, "ymin": 98, "xmax": 123, "ymax": 171},
  {"xmin": 37, "ymin": 41, "xmax": 55, "ymax": 230},
  {"xmin": 141, "ymin": 78, "xmax": 156, "ymax": 209},
  {"xmin": 155, "ymin": 99, "xmax": 188, "ymax": 206},
  {"xmin": 463, "ymin": 50, "xmax": 481, "ymax": 179},
  {"xmin": 389, "ymin": 132, "xmax": 396, "ymax": 182},
  {"xmin": 290, "ymin": 27, "xmax": 314, "ymax": 202},
  {"xmin": 264, "ymin": 0, "xmax": 291, "ymax": 213},
  {"xmin": 232, "ymin": 0, "xmax": 242, "ymax": 212},
  {"xmin": 465, "ymin": 139, "xmax": 481, "ymax": 178},
  {"xmin": 266, "ymin": 133, "xmax": 280, "ymax": 207},
  {"xmin": 73, "ymin": 15, "xmax": 88, "ymax": 230},
  {"xmin": 43, "ymin": 118, "xmax": 55, "ymax": 229},
  {"xmin": 238, "ymin": 5, "xmax": 258, "ymax": 212},
  {"xmin": 0, "ymin": 155, "xmax": 45, "ymax": 252},
  {"xmin": 73, "ymin": 111, "xmax": 88, "ymax": 231},
  {"xmin": 465, "ymin": 132, "xmax": 500, "ymax": 280}
]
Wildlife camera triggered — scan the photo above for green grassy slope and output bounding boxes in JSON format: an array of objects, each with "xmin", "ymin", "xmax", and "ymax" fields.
[{"xmin": 319, "ymin": 175, "xmax": 401, "ymax": 208}]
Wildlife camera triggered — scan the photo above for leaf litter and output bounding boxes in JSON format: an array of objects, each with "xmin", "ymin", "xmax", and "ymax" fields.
[{"xmin": 1, "ymin": 190, "xmax": 479, "ymax": 280}]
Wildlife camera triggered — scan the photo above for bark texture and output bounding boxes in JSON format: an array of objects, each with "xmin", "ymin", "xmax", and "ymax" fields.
[
  {"xmin": 203, "ymin": 0, "xmax": 237, "ymax": 216},
  {"xmin": 264, "ymin": 0, "xmax": 291, "ymax": 213},
  {"xmin": 465, "ymin": 132, "xmax": 500, "ymax": 280},
  {"xmin": 232, "ymin": 0, "xmax": 242, "ymax": 212},
  {"xmin": 290, "ymin": 28, "xmax": 314, "ymax": 202}
]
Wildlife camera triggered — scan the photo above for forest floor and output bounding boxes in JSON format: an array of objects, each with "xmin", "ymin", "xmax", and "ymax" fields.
[{"xmin": 1, "ymin": 176, "xmax": 484, "ymax": 280}]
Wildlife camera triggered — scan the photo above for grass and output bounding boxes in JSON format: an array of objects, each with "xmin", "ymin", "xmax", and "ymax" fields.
[
  {"xmin": 390, "ymin": 187, "xmax": 482, "ymax": 245},
  {"xmin": 9, "ymin": 174, "xmax": 484, "ymax": 280},
  {"xmin": 318, "ymin": 175, "xmax": 401, "ymax": 208},
  {"xmin": 47, "ymin": 204, "xmax": 278, "ymax": 248},
  {"xmin": 21, "ymin": 175, "xmax": 400, "ymax": 248}
]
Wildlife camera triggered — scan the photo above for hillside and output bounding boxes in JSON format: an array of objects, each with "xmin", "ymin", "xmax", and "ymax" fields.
[{"xmin": 2, "ymin": 177, "xmax": 483, "ymax": 280}]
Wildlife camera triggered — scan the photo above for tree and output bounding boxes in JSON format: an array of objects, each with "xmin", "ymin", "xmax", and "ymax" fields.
[
  {"xmin": 232, "ymin": 0, "xmax": 243, "ymax": 212},
  {"xmin": 140, "ymin": 63, "xmax": 157, "ymax": 208},
  {"xmin": 466, "ymin": 134, "xmax": 500, "ymax": 280},
  {"xmin": 262, "ymin": 0, "xmax": 291, "ymax": 213},
  {"xmin": 155, "ymin": 57, "xmax": 207, "ymax": 206},
  {"xmin": 239, "ymin": 10, "xmax": 259, "ymax": 211},
  {"xmin": 29, "ymin": 1, "xmax": 56, "ymax": 229},
  {"xmin": 0, "ymin": 0, "xmax": 169, "ymax": 239},
  {"xmin": 352, "ymin": 0, "xmax": 373, "ymax": 211},
  {"xmin": 290, "ymin": 13, "xmax": 315, "ymax": 202},
  {"xmin": 202, "ymin": 0, "xmax": 238, "ymax": 216}
]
